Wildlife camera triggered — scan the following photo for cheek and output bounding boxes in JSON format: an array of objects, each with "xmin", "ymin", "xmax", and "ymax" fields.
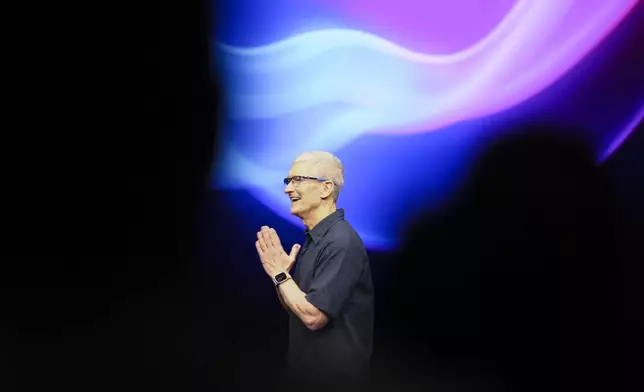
[
  {"xmin": 298, "ymin": 195, "xmax": 314, "ymax": 208},
  {"xmin": 297, "ymin": 186, "xmax": 320, "ymax": 205}
]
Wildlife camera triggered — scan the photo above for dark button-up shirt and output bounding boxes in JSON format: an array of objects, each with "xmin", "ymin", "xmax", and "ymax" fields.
[{"xmin": 288, "ymin": 209, "xmax": 374, "ymax": 379}]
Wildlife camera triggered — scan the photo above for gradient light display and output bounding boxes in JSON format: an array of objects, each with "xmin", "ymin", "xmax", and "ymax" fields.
[{"xmin": 213, "ymin": 0, "xmax": 642, "ymax": 250}]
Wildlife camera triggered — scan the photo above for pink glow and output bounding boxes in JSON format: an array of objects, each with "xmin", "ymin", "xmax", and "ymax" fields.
[
  {"xmin": 365, "ymin": 0, "xmax": 640, "ymax": 135},
  {"xmin": 320, "ymin": 0, "xmax": 517, "ymax": 53}
]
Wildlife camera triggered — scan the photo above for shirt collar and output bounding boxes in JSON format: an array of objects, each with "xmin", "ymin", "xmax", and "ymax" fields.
[{"xmin": 305, "ymin": 209, "xmax": 345, "ymax": 245}]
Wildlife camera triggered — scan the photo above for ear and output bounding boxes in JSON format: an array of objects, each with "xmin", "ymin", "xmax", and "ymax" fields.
[{"xmin": 320, "ymin": 181, "xmax": 334, "ymax": 199}]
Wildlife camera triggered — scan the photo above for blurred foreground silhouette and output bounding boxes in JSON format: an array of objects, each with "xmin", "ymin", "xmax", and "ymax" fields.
[{"xmin": 376, "ymin": 125, "xmax": 625, "ymax": 391}]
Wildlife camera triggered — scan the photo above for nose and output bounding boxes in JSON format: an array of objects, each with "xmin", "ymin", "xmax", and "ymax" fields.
[{"xmin": 284, "ymin": 180, "xmax": 295, "ymax": 194}]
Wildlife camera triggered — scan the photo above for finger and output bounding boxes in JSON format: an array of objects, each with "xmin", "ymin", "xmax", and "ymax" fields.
[
  {"xmin": 257, "ymin": 231, "xmax": 268, "ymax": 252},
  {"xmin": 255, "ymin": 241, "xmax": 265, "ymax": 260},
  {"xmin": 261, "ymin": 226, "xmax": 274, "ymax": 248},
  {"xmin": 289, "ymin": 244, "xmax": 301, "ymax": 260},
  {"xmin": 269, "ymin": 228, "xmax": 282, "ymax": 248}
]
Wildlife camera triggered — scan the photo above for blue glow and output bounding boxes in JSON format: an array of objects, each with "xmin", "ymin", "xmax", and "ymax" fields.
[{"xmin": 211, "ymin": 0, "xmax": 641, "ymax": 250}]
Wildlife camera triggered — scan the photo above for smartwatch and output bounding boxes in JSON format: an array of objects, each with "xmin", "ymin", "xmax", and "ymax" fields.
[{"xmin": 273, "ymin": 272, "xmax": 290, "ymax": 286}]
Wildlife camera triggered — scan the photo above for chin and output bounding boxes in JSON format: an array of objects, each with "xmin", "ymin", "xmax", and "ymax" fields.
[{"xmin": 290, "ymin": 205, "xmax": 305, "ymax": 218}]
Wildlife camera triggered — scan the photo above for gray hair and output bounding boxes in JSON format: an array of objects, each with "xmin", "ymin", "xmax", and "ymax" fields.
[{"xmin": 294, "ymin": 151, "xmax": 344, "ymax": 201}]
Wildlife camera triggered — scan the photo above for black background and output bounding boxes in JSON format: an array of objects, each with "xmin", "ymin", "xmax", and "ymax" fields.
[{"xmin": 2, "ymin": 1, "xmax": 642, "ymax": 391}]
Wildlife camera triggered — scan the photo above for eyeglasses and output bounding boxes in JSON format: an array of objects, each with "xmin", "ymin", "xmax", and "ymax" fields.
[{"xmin": 283, "ymin": 175, "xmax": 329, "ymax": 186}]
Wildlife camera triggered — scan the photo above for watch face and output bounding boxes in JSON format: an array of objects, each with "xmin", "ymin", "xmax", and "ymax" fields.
[{"xmin": 275, "ymin": 272, "xmax": 287, "ymax": 283}]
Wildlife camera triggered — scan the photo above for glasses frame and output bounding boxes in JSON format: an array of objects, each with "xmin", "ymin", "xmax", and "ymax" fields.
[{"xmin": 283, "ymin": 175, "xmax": 330, "ymax": 186}]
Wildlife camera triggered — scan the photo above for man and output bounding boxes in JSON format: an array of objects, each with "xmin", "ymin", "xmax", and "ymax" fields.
[{"xmin": 254, "ymin": 151, "xmax": 374, "ymax": 388}]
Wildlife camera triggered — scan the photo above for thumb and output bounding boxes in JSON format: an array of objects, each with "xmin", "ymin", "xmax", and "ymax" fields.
[{"xmin": 289, "ymin": 244, "xmax": 301, "ymax": 260}]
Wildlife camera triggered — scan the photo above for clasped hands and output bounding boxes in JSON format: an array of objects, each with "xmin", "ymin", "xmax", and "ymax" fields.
[{"xmin": 255, "ymin": 226, "xmax": 301, "ymax": 278}]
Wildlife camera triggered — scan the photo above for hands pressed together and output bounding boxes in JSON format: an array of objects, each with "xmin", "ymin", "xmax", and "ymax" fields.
[{"xmin": 255, "ymin": 226, "xmax": 301, "ymax": 279}]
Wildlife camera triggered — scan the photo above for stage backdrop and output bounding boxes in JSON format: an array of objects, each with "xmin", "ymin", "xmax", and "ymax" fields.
[{"xmin": 209, "ymin": 0, "xmax": 643, "ymax": 251}]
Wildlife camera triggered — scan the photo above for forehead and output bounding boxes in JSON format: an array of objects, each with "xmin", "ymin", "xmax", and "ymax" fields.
[{"xmin": 288, "ymin": 161, "xmax": 319, "ymax": 176}]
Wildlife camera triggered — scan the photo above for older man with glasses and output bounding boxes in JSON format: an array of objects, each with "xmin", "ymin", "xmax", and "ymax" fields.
[{"xmin": 254, "ymin": 151, "xmax": 374, "ymax": 389}]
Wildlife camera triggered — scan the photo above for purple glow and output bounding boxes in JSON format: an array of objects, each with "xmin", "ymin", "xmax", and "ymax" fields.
[
  {"xmin": 365, "ymin": 0, "xmax": 640, "ymax": 135},
  {"xmin": 601, "ymin": 105, "xmax": 644, "ymax": 162},
  {"xmin": 222, "ymin": 0, "xmax": 638, "ymax": 142},
  {"xmin": 320, "ymin": 0, "xmax": 517, "ymax": 53},
  {"xmin": 215, "ymin": 0, "xmax": 641, "ymax": 249}
]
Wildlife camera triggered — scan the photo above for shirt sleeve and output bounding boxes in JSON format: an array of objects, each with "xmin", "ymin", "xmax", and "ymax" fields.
[{"xmin": 304, "ymin": 243, "xmax": 364, "ymax": 320}]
